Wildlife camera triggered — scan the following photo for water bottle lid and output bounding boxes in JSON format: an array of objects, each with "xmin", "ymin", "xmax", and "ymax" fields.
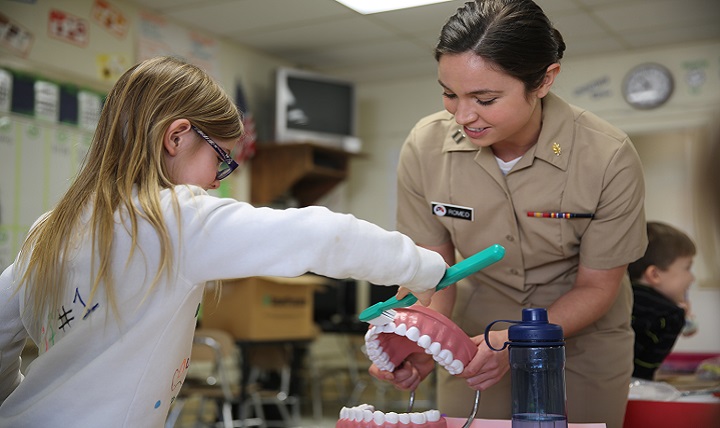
[{"xmin": 507, "ymin": 308, "xmax": 564, "ymax": 346}]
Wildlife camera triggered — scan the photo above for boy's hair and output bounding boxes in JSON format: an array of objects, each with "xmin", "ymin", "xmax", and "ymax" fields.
[
  {"xmin": 18, "ymin": 56, "xmax": 243, "ymax": 324},
  {"xmin": 628, "ymin": 221, "xmax": 696, "ymax": 281}
]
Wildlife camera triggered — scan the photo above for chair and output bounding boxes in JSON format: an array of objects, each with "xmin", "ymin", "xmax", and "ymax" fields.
[
  {"xmin": 165, "ymin": 329, "xmax": 265, "ymax": 428},
  {"xmin": 308, "ymin": 332, "xmax": 370, "ymax": 419},
  {"xmin": 243, "ymin": 344, "xmax": 301, "ymax": 428}
]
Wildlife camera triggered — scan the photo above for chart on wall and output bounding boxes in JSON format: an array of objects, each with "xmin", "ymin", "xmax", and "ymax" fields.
[{"xmin": 0, "ymin": 67, "xmax": 100, "ymax": 271}]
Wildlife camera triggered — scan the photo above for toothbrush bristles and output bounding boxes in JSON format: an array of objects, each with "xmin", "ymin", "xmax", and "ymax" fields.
[{"xmin": 367, "ymin": 309, "xmax": 397, "ymax": 326}]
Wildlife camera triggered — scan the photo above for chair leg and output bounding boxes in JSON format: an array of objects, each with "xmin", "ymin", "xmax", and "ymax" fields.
[
  {"xmin": 347, "ymin": 379, "xmax": 367, "ymax": 407},
  {"xmin": 275, "ymin": 400, "xmax": 293, "ymax": 427},
  {"xmin": 221, "ymin": 401, "xmax": 234, "ymax": 428},
  {"xmin": 194, "ymin": 396, "xmax": 209, "ymax": 428},
  {"xmin": 311, "ymin": 365, "xmax": 323, "ymax": 420},
  {"xmin": 165, "ymin": 398, "xmax": 185, "ymax": 428},
  {"xmin": 289, "ymin": 397, "xmax": 301, "ymax": 427},
  {"xmin": 244, "ymin": 393, "xmax": 268, "ymax": 428}
]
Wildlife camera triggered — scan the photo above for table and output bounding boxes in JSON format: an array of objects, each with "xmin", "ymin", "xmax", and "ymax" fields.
[{"xmin": 446, "ymin": 418, "xmax": 606, "ymax": 427}]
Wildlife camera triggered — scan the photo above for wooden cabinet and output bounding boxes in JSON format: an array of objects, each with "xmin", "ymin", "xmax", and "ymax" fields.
[{"xmin": 250, "ymin": 143, "xmax": 356, "ymax": 206}]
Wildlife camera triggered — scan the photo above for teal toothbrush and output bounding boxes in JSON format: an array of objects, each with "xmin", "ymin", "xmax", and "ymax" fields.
[{"xmin": 359, "ymin": 244, "xmax": 505, "ymax": 325}]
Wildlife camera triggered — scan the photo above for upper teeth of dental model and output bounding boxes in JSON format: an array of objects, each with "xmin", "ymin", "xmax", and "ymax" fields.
[{"xmin": 363, "ymin": 306, "xmax": 477, "ymax": 376}]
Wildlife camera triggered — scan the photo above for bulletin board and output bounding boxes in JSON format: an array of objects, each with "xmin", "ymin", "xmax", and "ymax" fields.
[{"xmin": 0, "ymin": 67, "xmax": 103, "ymax": 271}]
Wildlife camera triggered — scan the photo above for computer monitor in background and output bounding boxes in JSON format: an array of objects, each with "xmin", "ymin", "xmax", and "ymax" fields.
[
  {"xmin": 274, "ymin": 67, "xmax": 361, "ymax": 153},
  {"xmin": 313, "ymin": 279, "xmax": 358, "ymax": 332}
]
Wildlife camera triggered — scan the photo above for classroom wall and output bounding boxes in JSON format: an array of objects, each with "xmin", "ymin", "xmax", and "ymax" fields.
[
  {"xmin": 0, "ymin": 0, "xmax": 291, "ymax": 201},
  {"xmin": 0, "ymin": 0, "xmax": 290, "ymax": 267}
]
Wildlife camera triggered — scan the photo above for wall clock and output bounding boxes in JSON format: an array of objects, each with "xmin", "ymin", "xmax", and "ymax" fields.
[{"xmin": 622, "ymin": 63, "xmax": 674, "ymax": 110}]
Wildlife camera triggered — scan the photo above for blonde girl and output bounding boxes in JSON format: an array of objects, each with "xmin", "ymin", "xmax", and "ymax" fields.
[{"xmin": 0, "ymin": 56, "xmax": 446, "ymax": 427}]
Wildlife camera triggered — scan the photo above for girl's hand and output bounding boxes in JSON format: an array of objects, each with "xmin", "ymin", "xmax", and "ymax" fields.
[
  {"xmin": 459, "ymin": 330, "xmax": 510, "ymax": 391},
  {"xmin": 396, "ymin": 286, "xmax": 435, "ymax": 307}
]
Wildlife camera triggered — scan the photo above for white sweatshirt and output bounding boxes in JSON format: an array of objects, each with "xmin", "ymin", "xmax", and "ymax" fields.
[{"xmin": 0, "ymin": 185, "xmax": 445, "ymax": 427}]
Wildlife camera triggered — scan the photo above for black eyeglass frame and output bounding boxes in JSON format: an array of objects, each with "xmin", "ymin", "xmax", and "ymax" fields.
[{"xmin": 191, "ymin": 125, "xmax": 240, "ymax": 180}]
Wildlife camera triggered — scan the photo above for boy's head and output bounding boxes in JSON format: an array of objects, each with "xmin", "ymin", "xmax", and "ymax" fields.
[{"xmin": 629, "ymin": 221, "xmax": 696, "ymax": 304}]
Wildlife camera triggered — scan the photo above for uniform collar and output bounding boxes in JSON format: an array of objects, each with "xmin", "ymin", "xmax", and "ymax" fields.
[
  {"xmin": 441, "ymin": 112, "xmax": 478, "ymax": 153},
  {"xmin": 440, "ymin": 92, "xmax": 575, "ymax": 172},
  {"xmin": 531, "ymin": 92, "xmax": 574, "ymax": 172}
]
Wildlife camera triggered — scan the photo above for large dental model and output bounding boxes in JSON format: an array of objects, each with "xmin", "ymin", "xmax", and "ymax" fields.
[{"xmin": 336, "ymin": 306, "xmax": 478, "ymax": 428}]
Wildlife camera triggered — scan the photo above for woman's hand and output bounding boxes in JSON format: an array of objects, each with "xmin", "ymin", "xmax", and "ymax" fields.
[
  {"xmin": 459, "ymin": 330, "xmax": 510, "ymax": 390},
  {"xmin": 368, "ymin": 352, "xmax": 435, "ymax": 391}
]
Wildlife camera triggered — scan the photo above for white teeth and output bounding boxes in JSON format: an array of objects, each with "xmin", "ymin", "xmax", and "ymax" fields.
[
  {"xmin": 365, "ymin": 320, "xmax": 465, "ymax": 376},
  {"xmin": 410, "ymin": 412, "xmax": 427, "ymax": 424},
  {"xmin": 438, "ymin": 349, "xmax": 453, "ymax": 365},
  {"xmin": 385, "ymin": 412, "xmax": 399, "ymax": 424},
  {"xmin": 426, "ymin": 410, "xmax": 441, "ymax": 422},
  {"xmin": 406, "ymin": 326, "xmax": 421, "ymax": 341},
  {"xmin": 342, "ymin": 405, "xmax": 445, "ymax": 426},
  {"xmin": 448, "ymin": 359, "xmax": 464, "ymax": 375},
  {"xmin": 427, "ymin": 341, "xmax": 441, "ymax": 356},
  {"xmin": 363, "ymin": 409, "xmax": 374, "ymax": 422},
  {"xmin": 417, "ymin": 335, "xmax": 432, "ymax": 349}
]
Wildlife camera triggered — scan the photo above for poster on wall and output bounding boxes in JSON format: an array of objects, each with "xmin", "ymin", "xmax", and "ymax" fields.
[
  {"xmin": 0, "ymin": 114, "xmax": 94, "ymax": 271},
  {"xmin": 0, "ymin": 68, "xmax": 101, "ymax": 271},
  {"xmin": 91, "ymin": 0, "xmax": 129, "ymax": 39},
  {"xmin": 34, "ymin": 80, "xmax": 59, "ymax": 122},
  {"xmin": 136, "ymin": 11, "xmax": 220, "ymax": 81},
  {"xmin": 0, "ymin": 12, "xmax": 34, "ymax": 56},
  {"xmin": 0, "ymin": 115, "xmax": 14, "ymax": 269},
  {"xmin": 0, "ymin": 69, "xmax": 11, "ymax": 112},
  {"xmin": 48, "ymin": 9, "xmax": 89, "ymax": 47}
]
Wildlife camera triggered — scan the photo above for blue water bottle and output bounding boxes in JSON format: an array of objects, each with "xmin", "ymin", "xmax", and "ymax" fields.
[{"xmin": 485, "ymin": 308, "xmax": 568, "ymax": 428}]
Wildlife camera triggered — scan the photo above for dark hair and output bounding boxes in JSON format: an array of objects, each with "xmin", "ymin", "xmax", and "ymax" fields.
[
  {"xmin": 435, "ymin": 0, "xmax": 566, "ymax": 93},
  {"xmin": 628, "ymin": 222, "xmax": 697, "ymax": 281}
]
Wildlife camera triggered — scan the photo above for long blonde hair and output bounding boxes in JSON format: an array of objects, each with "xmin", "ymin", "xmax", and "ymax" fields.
[{"xmin": 17, "ymin": 56, "xmax": 243, "ymax": 321}]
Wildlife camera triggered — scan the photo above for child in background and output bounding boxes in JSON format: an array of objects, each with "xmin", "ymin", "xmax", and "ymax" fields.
[
  {"xmin": 628, "ymin": 221, "xmax": 697, "ymax": 380},
  {"xmin": 0, "ymin": 56, "xmax": 448, "ymax": 427}
]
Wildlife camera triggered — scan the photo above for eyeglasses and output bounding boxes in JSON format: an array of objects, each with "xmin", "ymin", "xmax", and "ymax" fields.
[{"xmin": 191, "ymin": 125, "xmax": 240, "ymax": 180}]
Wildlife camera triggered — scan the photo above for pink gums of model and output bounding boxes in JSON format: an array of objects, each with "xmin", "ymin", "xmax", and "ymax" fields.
[{"xmin": 336, "ymin": 306, "xmax": 477, "ymax": 428}]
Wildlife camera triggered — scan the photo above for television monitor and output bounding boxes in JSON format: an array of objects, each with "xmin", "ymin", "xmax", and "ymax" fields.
[
  {"xmin": 274, "ymin": 67, "xmax": 361, "ymax": 152},
  {"xmin": 313, "ymin": 279, "xmax": 363, "ymax": 332}
]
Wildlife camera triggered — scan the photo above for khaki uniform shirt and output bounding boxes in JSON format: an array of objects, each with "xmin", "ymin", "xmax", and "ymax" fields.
[{"xmin": 396, "ymin": 92, "xmax": 647, "ymax": 428}]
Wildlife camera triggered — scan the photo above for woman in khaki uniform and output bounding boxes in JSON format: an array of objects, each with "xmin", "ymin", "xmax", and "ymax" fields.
[{"xmin": 368, "ymin": 1, "xmax": 647, "ymax": 428}]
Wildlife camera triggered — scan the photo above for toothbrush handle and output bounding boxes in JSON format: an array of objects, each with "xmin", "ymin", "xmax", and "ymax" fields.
[
  {"xmin": 436, "ymin": 244, "xmax": 505, "ymax": 291},
  {"xmin": 358, "ymin": 244, "xmax": 506, "ymax": 322},
  {"xmin": 397, "ymin": 244, "xmax": 506, "ymax": 306}
]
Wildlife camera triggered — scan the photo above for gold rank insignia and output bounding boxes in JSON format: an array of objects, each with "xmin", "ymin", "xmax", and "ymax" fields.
[{"xmin": 552, "ymin": 142, "xmax": 561, "ymax": 156}]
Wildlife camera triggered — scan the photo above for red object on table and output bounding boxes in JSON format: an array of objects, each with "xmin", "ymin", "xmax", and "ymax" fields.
[
  {"xmin": 623, "ymin": 400, "xmax": 720, "ymax": 428},
  {"xmin": 660, "ymin": 352, "xmax": 719, "ymax": 373}
]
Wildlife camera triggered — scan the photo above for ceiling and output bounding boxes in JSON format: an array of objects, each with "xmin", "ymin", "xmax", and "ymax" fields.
[{"xmin": 135, "ymin": 0, "xmax": 720, "ymax": 83}]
